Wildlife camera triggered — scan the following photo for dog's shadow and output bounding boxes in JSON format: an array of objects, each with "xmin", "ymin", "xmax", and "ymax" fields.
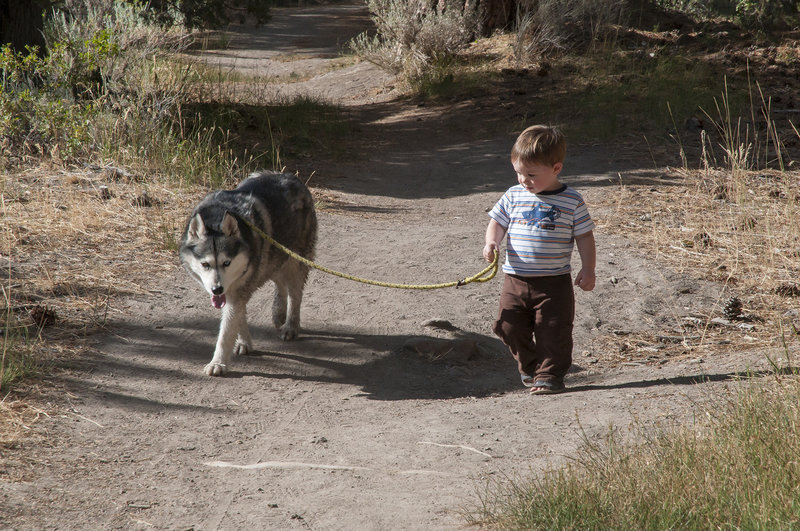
[{"xmin": 92, "ymin": 314, "xmax": 519, "ymax": 400}]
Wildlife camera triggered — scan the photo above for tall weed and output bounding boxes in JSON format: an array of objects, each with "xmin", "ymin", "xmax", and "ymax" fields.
[
  {"xmin": 513, "ymin": 0, "xmax": 628, "ymax": 62},
  {"xmin": 0, "ymin": 307, "xmax": 41, "ymax": 393},
  {"xmin": 699, "ymin": 75, "xmax": 792, "ymax": 174},
  {"xmin": 0, "ymin": 195, "xmax": 41, "ymax": 393}
]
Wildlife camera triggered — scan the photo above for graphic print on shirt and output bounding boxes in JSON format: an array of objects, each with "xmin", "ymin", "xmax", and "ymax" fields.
[{"xmin": 520, "ymin": 203, "xmax": 562, "ymax": 231}]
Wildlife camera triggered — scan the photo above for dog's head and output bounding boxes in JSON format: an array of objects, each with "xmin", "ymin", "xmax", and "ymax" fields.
[{"xmin": 179, "ymin": 211, "xmax": 250, "ymax": 309}]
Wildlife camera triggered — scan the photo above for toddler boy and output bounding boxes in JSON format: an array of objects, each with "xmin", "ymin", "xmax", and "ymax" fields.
[{"xmin": 483, "ymin": 125, "xmax": 596, "ymax": 394}]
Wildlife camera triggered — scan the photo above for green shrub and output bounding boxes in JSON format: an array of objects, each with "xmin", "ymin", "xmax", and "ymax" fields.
[
  {"xmin": 42, "ymin": 1, "xmax": 189, "ymax": 97},
  {"xmin": 0, "ymin": 44, "xmax": 94, "ymax": 160},
  {"xmin": 0, "ymin": 1, "xmax": 330, "ymax": 185},
  {"xmin": 0, "ymin": 1, "xmax": 191, "ymax": 166}
]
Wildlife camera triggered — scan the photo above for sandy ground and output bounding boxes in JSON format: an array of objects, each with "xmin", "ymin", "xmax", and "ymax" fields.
[{"xmin": 0, "ymin": 3, "xmax": 775, "ymax": 530}]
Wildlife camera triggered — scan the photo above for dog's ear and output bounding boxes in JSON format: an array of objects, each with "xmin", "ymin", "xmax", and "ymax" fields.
[
  {"xmin": 221, "ymin": 211, "xmax": 239, "ymax": 236},
  {"xmin": 187, "ymin": 213, "xmax": 206, "ymax": 240}
]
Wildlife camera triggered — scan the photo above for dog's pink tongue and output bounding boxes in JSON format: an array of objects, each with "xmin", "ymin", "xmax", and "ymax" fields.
[{"xmin": 211, "ymin": 294, "xmax": 226, "ymax": 309}]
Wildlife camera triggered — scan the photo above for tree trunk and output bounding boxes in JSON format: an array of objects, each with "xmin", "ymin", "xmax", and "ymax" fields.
[
  {"xmin": 469, "ymin": 0, "xmax": 517, "ymax": 36},
  {"xmin": 0, "ymin": 0, "xmax": 51, "ymax": 52}
]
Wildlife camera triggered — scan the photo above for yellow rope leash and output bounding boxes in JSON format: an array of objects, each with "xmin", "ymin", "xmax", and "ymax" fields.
[{"xmin": 242, "ymin": 218, "xmax": 499, "ymax": 290}]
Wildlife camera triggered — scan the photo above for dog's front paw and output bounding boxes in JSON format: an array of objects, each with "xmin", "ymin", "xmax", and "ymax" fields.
[
  {"xmin": 203, "ymin": 362, "xmax": 228, "ymax": 376},
  {"xmin": 279, "ymin": 325, "xmax": 298, "ymax": 341}
]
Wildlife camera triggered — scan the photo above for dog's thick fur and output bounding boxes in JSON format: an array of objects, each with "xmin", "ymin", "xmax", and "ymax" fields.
[{"xmin": 179, "ymin": 171, "xmax": 317, "ymax": 376}]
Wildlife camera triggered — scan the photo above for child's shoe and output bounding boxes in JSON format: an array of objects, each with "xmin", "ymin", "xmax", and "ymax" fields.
[{"xmin": 529, "ymin": 380, "xmax": 566, "ymax": 395}]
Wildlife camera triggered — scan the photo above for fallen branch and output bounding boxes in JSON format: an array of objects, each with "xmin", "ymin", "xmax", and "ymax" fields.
[
  {"xmin": 683, "ymin": 316, "xmax": 756, "ymax": 331},
  {"xmin": 70, "ymin": 411, "xmax": 105, "ymax": 428},
  {"xmin": 205, "ymin": 460, "xmax": 371, "ymax": 472}
]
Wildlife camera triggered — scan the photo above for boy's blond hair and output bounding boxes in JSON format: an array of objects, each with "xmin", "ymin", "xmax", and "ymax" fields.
[{"xmin": 511, "ymin": 125, "xmax": 566, "ymax": 167}]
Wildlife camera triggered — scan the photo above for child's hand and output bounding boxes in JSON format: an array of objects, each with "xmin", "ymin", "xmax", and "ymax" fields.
[
  {"xmin": 483, "ymin": 242, "xmax": 499, "ymax": 263},
  {"xmin": 575, "ymin": 268, "xmax": 596, "ymax": 291}
]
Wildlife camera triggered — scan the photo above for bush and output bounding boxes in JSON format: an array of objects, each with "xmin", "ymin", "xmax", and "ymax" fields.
[
  {"xmin": 349, "ymin": 0, "xmax": 476, "ymax": 83},
  {"xmin": 0, "ymin": 0, "xmax": 190, "ymax": 165},
  {"xmin": 0, "ymin": 44, "xmax": 94, "ymax": 161},
  {"xmin": 141, "ymin": 0, "xmax": 272, "ymax": 28},
  {"xmin": 43, "ymin": 1, "xmax": 190, "ymax": 99}
]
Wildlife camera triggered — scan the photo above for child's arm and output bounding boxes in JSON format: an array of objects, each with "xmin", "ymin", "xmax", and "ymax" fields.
[
  {"xmin": 484, "ymin": 219, "xmax": 506, "ymax": 262},
  {"xmin": 574, "ymin": 230, "xmax": 596, "ymax": 291}
]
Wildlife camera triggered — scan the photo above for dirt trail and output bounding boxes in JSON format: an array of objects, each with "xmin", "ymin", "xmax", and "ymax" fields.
[{"xmin": 1, "ymin": 4, "xmax": 769, "ymax": 530}]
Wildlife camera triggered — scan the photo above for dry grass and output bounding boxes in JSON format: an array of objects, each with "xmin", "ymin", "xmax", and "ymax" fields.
[
  {"xmin": 0, "ymin": 391, "xmax": 52, "ymax": 481},
  {"xmin": 471, "ymin": 376, "xmax": 800, "ymax": 528},
  {"xmin": 3, "ymin": 167, "xmax": 194, "ymax": 299},
  {"xmin": 1, "ymin": 167, "xmax": 203, "ymax": 455},
  {"xmin": 592, "ymin": 165, "xmax": 800, "ymax": 365},
  {"xmin": 1, "ymin": 167, "xmax": 201, "ymax": 388}
]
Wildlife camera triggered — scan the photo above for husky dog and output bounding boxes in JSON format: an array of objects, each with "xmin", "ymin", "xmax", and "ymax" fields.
[{"xmin": 180, "ymin": 171, "xmax": 317, "ymax": 376}]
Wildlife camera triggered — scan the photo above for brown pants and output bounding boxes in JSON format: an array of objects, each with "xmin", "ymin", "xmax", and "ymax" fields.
[{"xmin": 492, "ymin": 274, "xmax": 575, "ymax": 384}]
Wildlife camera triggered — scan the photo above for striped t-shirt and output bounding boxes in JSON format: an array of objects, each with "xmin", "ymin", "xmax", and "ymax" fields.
[{"xmin": 489, "ymin": 184, "xmax": 595, "ymax": 276}]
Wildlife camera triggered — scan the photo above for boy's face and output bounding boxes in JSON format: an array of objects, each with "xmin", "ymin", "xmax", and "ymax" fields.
[{"xmin": 513, "ymin": 158, "xmax": 563, "ymax": 194}]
